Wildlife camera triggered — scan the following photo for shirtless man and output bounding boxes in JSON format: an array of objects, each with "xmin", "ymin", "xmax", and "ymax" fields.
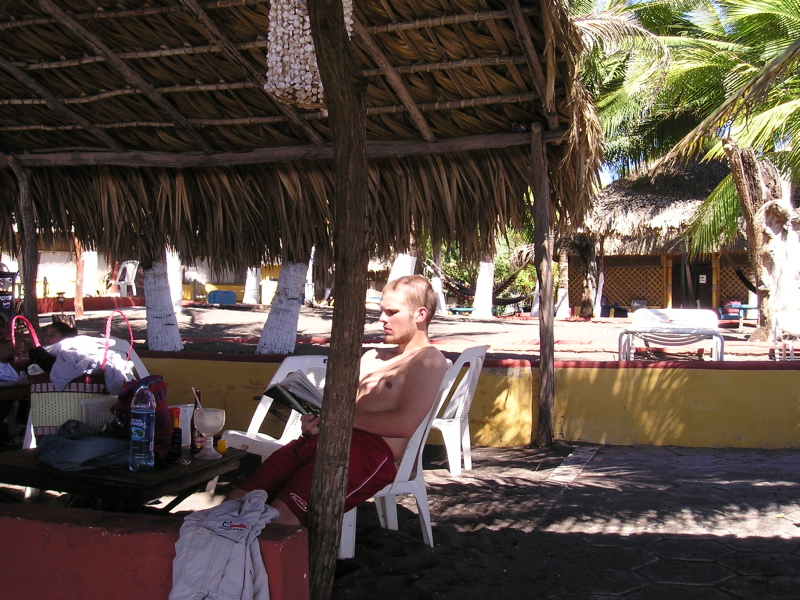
[{"xmin": 227, "ymin": 275, "xmax": 449, "ymax": 525}]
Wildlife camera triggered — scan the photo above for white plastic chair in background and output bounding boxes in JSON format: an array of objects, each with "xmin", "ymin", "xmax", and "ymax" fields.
[
  {"xmin": 430, "ymin": 344, "xmax": 489, "ymax": 476},
  {"xmin": 107, "ymin": 260, "xmax": 139, "ymax": 297},
  {"xmin": 618, "ymin": 308, "xmax": 725, "ymax": 361},
  {"xmin": 220, "ymin": 355, "xmax": 328, "ymax": 459},
  {"xmin": 773, "ymin": 310, "xmax": 800, "ymax": 360},
  {"xmin": 338, "ymin": 352, "xmax": 465, "ymax": 559}
]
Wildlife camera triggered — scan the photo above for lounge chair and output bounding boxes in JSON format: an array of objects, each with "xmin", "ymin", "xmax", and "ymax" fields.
[{"xmin": 619, "ymin": 308, "xmax": 724, "ymax": 361}]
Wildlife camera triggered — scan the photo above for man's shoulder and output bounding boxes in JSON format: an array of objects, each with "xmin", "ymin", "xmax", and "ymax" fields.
[{"xmin": 408, "ymin": 345, "xmax": 448, "ymax": 371}]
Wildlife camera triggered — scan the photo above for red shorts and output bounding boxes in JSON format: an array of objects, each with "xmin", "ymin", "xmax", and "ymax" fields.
[{"xmin": 238, "ymin": 429, "xmax": 397, "ymax": 524}]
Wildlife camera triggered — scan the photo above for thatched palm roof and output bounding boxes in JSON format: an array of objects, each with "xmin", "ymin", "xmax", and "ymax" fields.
[
  {"xmin": 0, "ymin": 0, "xmax": 600, "ymax": 270},
  {"xmin": 584, "ymin": 161, "xmax": 739, "ymax": 255}
]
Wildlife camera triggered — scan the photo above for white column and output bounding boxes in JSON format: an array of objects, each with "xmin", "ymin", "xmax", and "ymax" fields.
[
  {"xmin": 387, "ymin": 253, "xmax": 416, "ymax": 282},
  {"xmin": 166, "ymin": 249, "xmax": 184, "ymax": 313},
  {"xmin": 471, "ymin": 260, "xmax": 495, "ymax": 319},
  {"xmin": 81, "ymin": 250, "xmax": 99, "ymax": 297},
  {"xmin": 243, "ymin": 267, "xmax": 261, "ymax": 304}
]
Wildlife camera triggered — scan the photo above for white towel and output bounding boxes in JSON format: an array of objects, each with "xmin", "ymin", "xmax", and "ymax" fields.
[{"xmin": 169, "ymin": 490, "xmax": 278, "ymax": 600}]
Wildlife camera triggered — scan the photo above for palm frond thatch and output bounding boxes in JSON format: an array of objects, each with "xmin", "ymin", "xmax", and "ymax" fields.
[
  {"xmin": 584, "ymin": 160, "xmax": 744, "ymax": 255},
  {"xmin": 0, "ymin": 0, "xmax": 601, "ymax": 266}
]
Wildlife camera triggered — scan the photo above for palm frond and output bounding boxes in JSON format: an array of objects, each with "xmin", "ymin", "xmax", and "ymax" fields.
[
  {"xmin": 661, "ymin": 33, "xmax": 800, "ymax": 164},
  {"xmin": 683, "ymin": 174, "xmax": 741, "ymax": 257}
]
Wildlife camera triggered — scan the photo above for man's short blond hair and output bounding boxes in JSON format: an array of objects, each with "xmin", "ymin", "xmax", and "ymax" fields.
[{"xmin": 383, "ymin": 275, "xmax": 438, "ymax": 327}]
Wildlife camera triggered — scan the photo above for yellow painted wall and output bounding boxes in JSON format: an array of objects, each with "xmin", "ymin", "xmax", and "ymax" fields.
[
  {"xmin": 553, "ymin": 364, "xmax": 800, "ymax": 448},
  {"xmin": 181, "ymin": 283, "xmax": 247, "ymax": 302},
  {"xmin": 205, "ymin": 284, "xmax": 245, "ymax": 301},
  {"xmin": 140, "ymin": 354, "xmax": 800, "ymax": 449},
  {"xmin": 143, "ymin": 356, "xmax": 285, "ymax": 438},
  {"xmin": 466, "ymin": 365, "xmax": 537, "ymax": 447}
]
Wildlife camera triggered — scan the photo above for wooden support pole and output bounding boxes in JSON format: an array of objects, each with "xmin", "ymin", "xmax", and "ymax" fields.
[
  {"xmin": 7, "ymin": 156, "xmax": 39, "ymax": 330},
  {"xmin": 73, "ymin": 238, "xmax": 85, "ymax": 319},
  {"xmin": 530, "ymin": 124, "xmax": 554, "ymax": 447}
]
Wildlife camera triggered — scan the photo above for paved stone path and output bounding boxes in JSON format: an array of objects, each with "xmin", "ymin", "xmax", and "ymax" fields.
[{"xmin": 332, "ymin": 444, "xmax": 800, "ymax": 599}]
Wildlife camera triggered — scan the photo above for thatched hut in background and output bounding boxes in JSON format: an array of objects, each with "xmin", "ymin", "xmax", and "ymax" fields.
[{"xmin": 568, "ymin": 161, "xmax": 752, "ymax": 315}]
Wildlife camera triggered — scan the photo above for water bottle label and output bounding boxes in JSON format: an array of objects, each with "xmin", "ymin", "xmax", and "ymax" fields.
[{"xmin": 130, "ymin": 410, "xmax": 155, "ymax": 444}]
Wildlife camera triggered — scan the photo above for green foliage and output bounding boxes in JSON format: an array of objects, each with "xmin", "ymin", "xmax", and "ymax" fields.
[
  {"xmin": 575, "ymin": 0, "xmax": 800, "ymax": 258},
  {"xmin": 434, "ymin": 236, "xmax": 538, "ymax": 307},
  {"xmin": 683, "ymin": 175, "xmax": 741, "ymax": 256}
]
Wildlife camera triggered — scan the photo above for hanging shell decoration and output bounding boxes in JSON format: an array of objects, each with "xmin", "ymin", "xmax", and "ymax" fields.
[{"xmin": 264, "ymin": 0, "xmax": 354, "ymax": 108}]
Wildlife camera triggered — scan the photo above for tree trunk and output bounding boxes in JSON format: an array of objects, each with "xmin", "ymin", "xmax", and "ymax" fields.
[
  {"xmin": 431, "ymin": 243, "xmax": 448, "ymax": 315},
  {"xmin": 531, "ymin": 125, "xmax": 554, "ymax": 447},
  {"xmin": 256, "ymin": 261, "xmax": 308, "ymax": 355},
  {"xmin": 144, "ymin": 252, "xmax": 184, "ymax": 352},
  {"xmin": 166, "ymin": 248, "xmax": 184, "ymax": 314},
  {"xmin": 555, "ymin": 244, "xmax": 571, "ymax": 319},
  {"xmin": 576, "ymin": 235, "xmax": 597, "ymax": 318},
  {"xmin": 722, "ymin": 139, "xmax": 779, "ymax": 338},
  {"xmin": 471, "ymin": 258, "xmax": 495, "ymax": 318},
  {"xmin": 306, "ymin": 0, "xmax": 370, "ymax": 597},
  {"xmin": 305, "ymin": 247, "xmax": 316, "ymax": 306},
  {"xmin": 73, "ymin": 238, "xmax": 84, "ymax": 318},
  {"xmin": 243, "ymin": 267, "xmax": 260, "ymax": 304},
  {"xmin": 388, "ymin": 253, "xmax": 417, "ymax": 282},
  {"xmin": 8, "ymin": 157, "xmax": 38, "ymax": 329}
]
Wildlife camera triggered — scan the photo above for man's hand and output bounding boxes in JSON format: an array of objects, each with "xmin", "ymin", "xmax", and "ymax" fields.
[{"xmin": 300, "ymin": 413, "xmax": 320, "ymax": 436}]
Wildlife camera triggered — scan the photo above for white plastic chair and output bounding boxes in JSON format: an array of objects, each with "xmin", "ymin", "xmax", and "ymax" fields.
[
  {"xmin": 221, "ymin": 355, "xmax": 328, "ymax": 459},
  {"xmin": 773, "ymin": 310, "xmax": 800, "ymax": 360},
  {"xmin": 338, "ymin": 353, "xmax": 465, "ymax": 559},
  {"xmin": 107, "ymin": 260, "xmax": 139, "ymax": 297},
  {"xmin": 430, "ymin": 345, "xmax": 489, "ymax": 476}
]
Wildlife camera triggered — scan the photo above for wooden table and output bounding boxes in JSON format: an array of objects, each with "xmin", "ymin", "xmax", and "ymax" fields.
[{"xmin": 0, "ymin": 447, "xmax": 260, "ymax": 511}]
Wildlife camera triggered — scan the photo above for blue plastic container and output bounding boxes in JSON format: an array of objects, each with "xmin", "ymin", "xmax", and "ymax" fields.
[{"xmin": 207, "ymin": 290, "xmax": 237, "ymax": 305}]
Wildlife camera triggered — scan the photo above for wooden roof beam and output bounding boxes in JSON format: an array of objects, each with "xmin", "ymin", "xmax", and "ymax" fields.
[
  {"xmin": 506, "ymin": 0, "xmax": 560, "ymax": 131},
  {"xmin": 177, "ymin": 0, "xmax": 326, "ymax": 148},
  {"xmin": 0, "ymin": 56, "xmax": 125, "ymax": 152},
  {"xmin": 6, "ymin": 131, "xmax": 566, "ymax": 168},
  {"xmin": 0, "ymin": 90, "xmax": 560, "ymax": 131},
  {"xmin": 1, "ymin": 56, "xmax": 534, "ymax": 108},
  {"xmin": 35, "ymin": 0, "xmax": 215, "ymax": 154},
  {"xmin": 352, "ymin": 17, "xmax": 436, "ymax": 143},
  {"xmin": 367, "ymin": 7, "xmax": 539, "ymax": 34},
  {"xmin": 2, "ymin": 3, "xmax": 536, "ymax": 35},
  {"xmin": 0, "ymin": 0, "xmax": 268, "ymax": 30}
]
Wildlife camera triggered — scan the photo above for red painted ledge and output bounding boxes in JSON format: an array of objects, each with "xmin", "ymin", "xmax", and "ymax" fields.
[
  {"xmin": 0, "ymin": 504, "xmax": 309, "ymax": 600},
  {"xmin": 37, "ymin": 296, "xmax": 145, "ymax": 314}
]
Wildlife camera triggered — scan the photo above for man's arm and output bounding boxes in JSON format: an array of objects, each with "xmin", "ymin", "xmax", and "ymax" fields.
[{"xmin": 352, "ymin": 348, "xmax": 448, "ymax": 438}]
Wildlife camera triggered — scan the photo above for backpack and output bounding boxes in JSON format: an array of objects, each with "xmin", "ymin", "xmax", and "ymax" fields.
[{"xmin": 112, "ymin": 375, "xmax": 174, "ymax": 458}]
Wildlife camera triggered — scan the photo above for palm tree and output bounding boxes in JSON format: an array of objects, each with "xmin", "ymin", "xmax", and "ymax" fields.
[
  {"xmin": 655, "ymin": 0, "xmax": 800, "ymax": 331},
  {"xmin": 574, "ymin": 0, "xmax": 800, "ymax": 330}
]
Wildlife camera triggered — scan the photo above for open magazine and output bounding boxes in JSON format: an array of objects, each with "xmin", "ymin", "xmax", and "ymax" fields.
[{"xmin": 265, "ymin": 369, "xmax": 323, "ymax": 417}]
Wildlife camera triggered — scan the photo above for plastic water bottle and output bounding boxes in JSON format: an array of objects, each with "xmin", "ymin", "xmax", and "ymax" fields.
[{"xmin": 129, "ymin": 386, "xmax": 156, "ymax": 471}]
